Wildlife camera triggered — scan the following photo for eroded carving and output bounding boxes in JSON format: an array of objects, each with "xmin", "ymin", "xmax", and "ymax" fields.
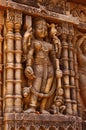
[
  {"xmin": 22, "ymin": 17, "xmax": 64, "ymax": 114},
  {"xmin": 13, "ymin": 0, "xmax": 67, "ymax": 14},
  {"xmin": 77, "ymin": 36, "xmax": 86, "ymax": 118},
  {"xmin": 70, "ymin": 3, "xmax": 86, "ymax": 23},
  {"xmin": 0, "ymin": 1, "xmax": 86, "ymax": 130}
]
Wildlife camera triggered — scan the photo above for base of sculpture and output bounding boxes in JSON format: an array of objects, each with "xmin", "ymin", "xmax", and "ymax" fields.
[{"xmin": 4, "ymin": 113, "xmax": 82, "ymax": 130}]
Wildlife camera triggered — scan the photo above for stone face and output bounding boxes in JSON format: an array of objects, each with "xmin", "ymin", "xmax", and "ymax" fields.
[{"xmin": 0, "ymin": 0, "xmax": 86, "ymax": 130}]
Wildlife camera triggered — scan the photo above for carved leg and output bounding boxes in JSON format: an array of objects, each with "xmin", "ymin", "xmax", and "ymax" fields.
[
  {"xmin": 24, "ymin": 77, "xmax": 42, "ymax": 113},
  {"xmin": 40, "ymin": 77, "xmax": 53, "ymax": 114}
]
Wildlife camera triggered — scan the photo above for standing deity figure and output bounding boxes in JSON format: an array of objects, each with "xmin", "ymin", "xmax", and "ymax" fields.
[
  {"xmin": 23, "ymin": 17, "xmax": 57, "ymax": 114},
  {"xmin": 77, "ymin": 36, "xmax": 86, "ymax": 111}
]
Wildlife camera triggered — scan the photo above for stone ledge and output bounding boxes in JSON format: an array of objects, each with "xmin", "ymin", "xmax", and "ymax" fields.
[
  {"xmin": 4, "ymin": 113, "xmax": 82, "ymax": 121},
  {"xmin": 0, "ymin": 1, "xmax": 79, "ymax": 25},
  {"xmin": 4, "ymin": 114, "xmax": 82, "ymax": 130}
]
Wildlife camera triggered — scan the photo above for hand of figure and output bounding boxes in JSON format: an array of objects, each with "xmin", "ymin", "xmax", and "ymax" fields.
[
  {"xmin": 25, "ymin": 66, "xmax": 35, "ymax": 80},
  {"xmin": 56, "ymin": 69, "xmax": 62, "ymax": 78},
  {"xmin": 24, "ymin": 27, "xmax": 32, "ymax": 39}
]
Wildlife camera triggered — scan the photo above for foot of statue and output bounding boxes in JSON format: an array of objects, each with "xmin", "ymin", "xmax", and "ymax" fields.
[
  {"xmin": 24, "ymin": 107, "xmax": 36, "ymax": 113},
  {"xmin": 40, "ymin": 109, "xmax": 50, "ymax": 114}
]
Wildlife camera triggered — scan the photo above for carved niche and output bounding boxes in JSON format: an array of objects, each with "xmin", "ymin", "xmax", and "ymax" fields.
[
  {"xmin": 22, "ymin": 16, "xmax": 65, "ymax": 114},
  {"xmin": 0, "ymin": 0, "xmax": 85, "ymax": 130}
]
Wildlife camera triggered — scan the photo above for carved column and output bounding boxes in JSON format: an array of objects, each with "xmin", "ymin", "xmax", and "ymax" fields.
[
  {"xmin": 68, "ymin": 34, "xmax": 77, "ymax": 115},
  {"xmin": 5, "ymin": 10, "xmax": 14, "ymax": 113},
  {"xmin": 14, "ymin": 11, "xmax": 22, "ymax": 112},
  {"xmin": 0, "ymin": 11, "xmax": 4, "ymax": 117},
  {"xmin": 61, "ymin": 31, "xmax": 72, "ymax": 115}
]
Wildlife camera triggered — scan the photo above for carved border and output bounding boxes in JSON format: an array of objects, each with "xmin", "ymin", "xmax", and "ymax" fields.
[{"xmin": 0, "ymin": 1, "xmax": 79, "ymax": 25}]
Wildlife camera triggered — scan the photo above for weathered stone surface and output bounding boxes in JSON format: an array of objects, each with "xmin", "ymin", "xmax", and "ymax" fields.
[{"xmin": 0, "ymin": 0, "xmax": 86, "ymax": 130}]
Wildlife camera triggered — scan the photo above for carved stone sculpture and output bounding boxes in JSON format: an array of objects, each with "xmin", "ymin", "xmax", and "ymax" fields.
[
  {"xmin": 77, "ymin": 36, "xmax": 86, "ymax": 113},
  {"xmin": 0, "ymin": 0, "xmax": 85, "ymax": 130},
  {"xmin": 50, "ymin": 88, "xmax": 66, "ymax": 114},
  {"xmin": 23, "ymin": 17, "xmax": 59, "ymax": 114}
]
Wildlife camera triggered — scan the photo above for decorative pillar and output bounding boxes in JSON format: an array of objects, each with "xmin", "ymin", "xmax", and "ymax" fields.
[
  {"xmin": 14, "ymin": 11, "xmax": 22, "ymax": 112},
  {"xmin": 68, "ymin": 33, "xmax": 77, "ymax": 115},
  {"xmin": 61, "ymin": 23, "xmax": 72, "ymax": 115},
  {"xmin": 0, "ymin": 11, "xmax": 4, "ymax": 117},
  {"xmin": 5, "ymin": 10, "xmax": 14, "ymax": 113}
]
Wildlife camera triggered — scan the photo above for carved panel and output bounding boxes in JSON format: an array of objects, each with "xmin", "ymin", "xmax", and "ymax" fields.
[
  {"xmin": 13, "ymin": 0, "xmax": 67, "ymax": 14},
  {"xmin": 70, "ymin": 3, "xmax": 86, "ymax": 23},
  {"xmin": 0, "ymin": 1, "xmax": 86, "ymax": 130}
]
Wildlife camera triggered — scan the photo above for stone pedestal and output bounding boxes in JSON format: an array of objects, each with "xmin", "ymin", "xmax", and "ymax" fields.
[{"xmin": 4, "ymin": 113, "xmax": 82, "ymax": 130}]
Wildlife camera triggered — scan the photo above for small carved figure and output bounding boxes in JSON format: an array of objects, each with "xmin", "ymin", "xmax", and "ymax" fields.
[
  {"xmin": 37, "ymin": 0, "xmax": 43, "ymax": 7},
  {"xmin": 23, "ymin": 87, "xmax": 32, "ymax": 110},
  {"xmin": 77, "ymin": 36, "xmax": 86, "ymax": 112},
  {"xmin": 50, "ymin": 88, "xmax": 65, "ymax": 114},
  {"xmin": 37, "ymin": 0, "xmax": 64, "ymax": 13},
  {"xmin": 23, "ymin": 17, "xmax": 58, "ymax": 114},
  {"xmin": 37, "ymin": 0, "xmax": 47, "ymax": 13},
  {"xmin": 46, "ymin": 0, "xmax": 65, "ymax": 13}
]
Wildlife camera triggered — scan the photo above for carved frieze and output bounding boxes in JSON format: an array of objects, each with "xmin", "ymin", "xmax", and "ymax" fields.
[
  {"xmin": 13, "ymin": 0, "xmax": 67, "ymax": 14},
  {"xmin": 70, "ymin": 3, "xmax": 86, "ymax": 23}
]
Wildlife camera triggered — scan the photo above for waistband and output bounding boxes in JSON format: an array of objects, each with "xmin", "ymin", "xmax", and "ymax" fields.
[{"xmin": 34, "ymin": 57, "xmax": 51, "ymax": 65}]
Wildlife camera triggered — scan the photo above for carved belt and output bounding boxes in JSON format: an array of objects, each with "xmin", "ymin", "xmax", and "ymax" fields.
[{"xmin": 35, "ymin": 58, "xmax": 51, "ymax": 65}]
